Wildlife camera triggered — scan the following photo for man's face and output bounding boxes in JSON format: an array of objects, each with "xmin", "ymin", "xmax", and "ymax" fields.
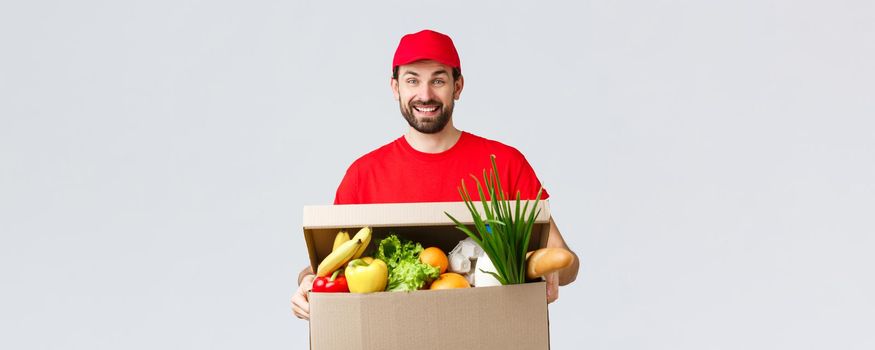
[{"xmin": 391, "ymin": 60, "xmax": 464, "ymax": 134}]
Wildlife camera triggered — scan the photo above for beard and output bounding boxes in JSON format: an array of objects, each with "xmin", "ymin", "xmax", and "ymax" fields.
[{"xmin": 400, "ymin": 99, "xmax": 453, "ymax": 134}]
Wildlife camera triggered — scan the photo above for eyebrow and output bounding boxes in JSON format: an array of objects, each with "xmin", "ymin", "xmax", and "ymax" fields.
[{"xmin": 401, "ymin": 70, "xmax": 450, "ymax": 78}]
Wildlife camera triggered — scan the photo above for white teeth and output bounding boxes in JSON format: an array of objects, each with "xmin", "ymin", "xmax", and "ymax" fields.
[{"xmin": 415, "ymin": 106, "xmax": 437, "ymax": 112}]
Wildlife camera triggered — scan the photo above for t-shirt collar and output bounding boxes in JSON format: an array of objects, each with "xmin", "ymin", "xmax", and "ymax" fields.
[{"xmin": 398, "ymin": 131, "xmax": 469, "ymax": 162}]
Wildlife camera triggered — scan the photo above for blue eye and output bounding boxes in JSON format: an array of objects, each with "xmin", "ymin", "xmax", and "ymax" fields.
[
  {"xmin": 433, "ymin": 80, "xmax": 445, "ymax": 86},
  {"xmin": 407, "ymin": 79, "xmax": 418, "ymax": 85}
]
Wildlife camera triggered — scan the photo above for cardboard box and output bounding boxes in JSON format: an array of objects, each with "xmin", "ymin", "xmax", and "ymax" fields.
[{"xmin": 303, "ymin": 201, "xmax": 552, "ymax": 350}]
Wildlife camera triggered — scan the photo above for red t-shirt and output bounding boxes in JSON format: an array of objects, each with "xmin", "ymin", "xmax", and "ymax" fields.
[{"xmin": 334, "ymin": 131, "xmax": 549, "ymax": 204}]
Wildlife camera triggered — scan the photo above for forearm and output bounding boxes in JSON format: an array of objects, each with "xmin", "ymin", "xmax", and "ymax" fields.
[
  {"xmin": 557, "ymin": 251, "xmax": 579, "ymax": 286},
  {"xmin": 297, "ymin": 265, "xmax": 314, "ymax": 285},
  {"xmin": 546, "ymin": 218, "xmax": 579, "ymax": 286}
]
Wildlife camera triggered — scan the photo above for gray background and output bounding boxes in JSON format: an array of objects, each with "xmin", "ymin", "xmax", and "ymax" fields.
[{"xmin": 1, "ymin": 1, "xmax": 873, "ymax": 349}]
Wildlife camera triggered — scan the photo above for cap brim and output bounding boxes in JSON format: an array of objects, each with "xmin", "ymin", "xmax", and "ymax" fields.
[{"xmin": 393, "ymin": 55, "xmax": 460, "ymax": 73}]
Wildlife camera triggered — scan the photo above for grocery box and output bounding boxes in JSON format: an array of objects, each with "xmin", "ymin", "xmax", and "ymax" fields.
[{"xmin": 302, "ymin": 201, "xmax": 553, "ymax": 350}]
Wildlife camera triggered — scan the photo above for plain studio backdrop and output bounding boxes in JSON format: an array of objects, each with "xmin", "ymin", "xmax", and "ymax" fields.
[{"xmin": 1, "ymin": 1, "xmax": 873, "ymax": 349}]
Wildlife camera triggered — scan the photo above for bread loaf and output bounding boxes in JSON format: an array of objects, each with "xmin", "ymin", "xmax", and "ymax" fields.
[{"xmin": 525, "ymin": 248, "xmax": 574, "ymax": 279}]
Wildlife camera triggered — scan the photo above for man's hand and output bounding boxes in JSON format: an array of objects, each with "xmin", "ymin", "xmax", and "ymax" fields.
[
  {"xmin": 545, "ymin": 271, "xmax": 559, "ymax": 304},
  {"xmin": 291, "ymin": 274, "xmax": 315, "ymax": 320}
]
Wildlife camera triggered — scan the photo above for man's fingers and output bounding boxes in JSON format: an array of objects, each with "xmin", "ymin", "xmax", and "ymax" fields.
[
  {"xmin": 292, "ymin": 304, "xmax": 309, "ymax": 320},
  {"xmin": 291, "ymin": 289, "xmax": 311, "ymax": 318},
  {"xmin": 547, "ymin": 285, "xmax": 559, "ymax": 304},
  {"xmin": 546, "ymin": 272, "xmax": 559, "ymax": 304},
  {"xmin": 292, "ymin": 291, "xmax": 310, "ymax": 311},
  {"xmin": 291, "ymin": 274, "xmax": 315, "ymax": 320},
  {"xmin": 299, "ymin": 295, "xmax": 310, "ymax": 314},
  {"xmin": 291, "ymin": 292, "xmax": 310, "ymax": 319}
]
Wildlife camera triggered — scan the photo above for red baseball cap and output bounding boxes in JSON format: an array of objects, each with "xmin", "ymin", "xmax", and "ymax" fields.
[{"xmin": 392, "ymin": 29, "xmax": 461, "ymax": 74}]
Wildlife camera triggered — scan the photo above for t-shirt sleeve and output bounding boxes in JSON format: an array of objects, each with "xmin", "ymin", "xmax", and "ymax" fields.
[
  {"xmin": 333, "ymin": 162, "xmax": 360, "ymax": 204},
  {"xmin": 513, "ymin": 151, "xmax": 550, "ymax": 200}
]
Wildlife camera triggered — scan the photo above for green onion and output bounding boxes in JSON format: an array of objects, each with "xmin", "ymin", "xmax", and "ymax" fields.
[{"xmin": 445, "ymin": 155, "xmax": 543, "ymax": 285}]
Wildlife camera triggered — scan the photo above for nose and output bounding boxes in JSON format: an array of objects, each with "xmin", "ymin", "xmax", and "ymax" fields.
[{"xmin": 413, "ymin": 82, "xmax": 436, "ymax": 103}]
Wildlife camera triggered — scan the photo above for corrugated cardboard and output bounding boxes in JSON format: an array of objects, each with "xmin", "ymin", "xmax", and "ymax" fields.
[{"xmin": 303, "ymin": 201, "xmax": 552, "ymax": 350}]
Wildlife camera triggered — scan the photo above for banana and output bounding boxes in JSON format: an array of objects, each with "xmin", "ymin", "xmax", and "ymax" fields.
[
  {"xmin": 349, "ymin": 226, "xmax": 372, "ymax": 259},
  {"xmin": 332, "ymin": 231, "xmax": 350, "ymax": 252},
  {"xmin": 316, "ymin": 238, "xmax": 362, "ymax": 277}
]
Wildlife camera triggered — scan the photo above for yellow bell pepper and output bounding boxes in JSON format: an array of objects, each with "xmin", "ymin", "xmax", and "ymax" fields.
[{"xmin": 345, "ymin": 257, "xmax": 388, "ymax": 293}]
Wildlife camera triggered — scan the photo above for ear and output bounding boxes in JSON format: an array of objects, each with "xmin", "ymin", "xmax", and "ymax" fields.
[
  {"xmin": 453, "ymin": 75, "xmax": 464, "ymax": 100},
  {"xmin": 390, "ymin": 77, "xmax": 400, "ymax": 101}
]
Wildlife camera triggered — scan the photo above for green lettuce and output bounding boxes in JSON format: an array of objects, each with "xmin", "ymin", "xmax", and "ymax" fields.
[{"xmin": 375, "ymin": 234, "xmax": 440, "ymax": 292}]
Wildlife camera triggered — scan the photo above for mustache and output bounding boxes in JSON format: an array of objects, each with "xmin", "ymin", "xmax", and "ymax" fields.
[{"xmin": 410, "ymin": 100, "xmax": 442, "ymax": 107}]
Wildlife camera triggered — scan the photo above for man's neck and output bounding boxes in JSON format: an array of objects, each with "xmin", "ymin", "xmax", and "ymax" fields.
[{"xmin": 404, "ymin": 124, "xmax": 462, "ymax": 153}]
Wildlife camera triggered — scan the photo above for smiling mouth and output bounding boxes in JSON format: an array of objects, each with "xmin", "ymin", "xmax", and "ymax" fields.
[{"xmin": 413, "ymin": 105, "xmax": 439, "ymax": 113}]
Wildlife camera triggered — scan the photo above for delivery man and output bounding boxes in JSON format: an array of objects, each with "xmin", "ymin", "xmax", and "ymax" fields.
[{"xmin": 292, "ymin": 29, "xmax": 579, "ymax": 320}]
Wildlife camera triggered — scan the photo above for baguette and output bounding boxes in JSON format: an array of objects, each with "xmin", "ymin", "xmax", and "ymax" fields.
[{"xmin": 526, "ymin": 248, "xmax": 574, "ymax": 279}]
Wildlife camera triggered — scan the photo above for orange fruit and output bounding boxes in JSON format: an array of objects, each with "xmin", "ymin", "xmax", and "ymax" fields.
[
  {"xmin": 419, "ymin": 247, "xmax": 449, "ymax": 274},
  {"xmin": 430, "ymin": 273, "xmax": 470, "ymax": 290}
]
